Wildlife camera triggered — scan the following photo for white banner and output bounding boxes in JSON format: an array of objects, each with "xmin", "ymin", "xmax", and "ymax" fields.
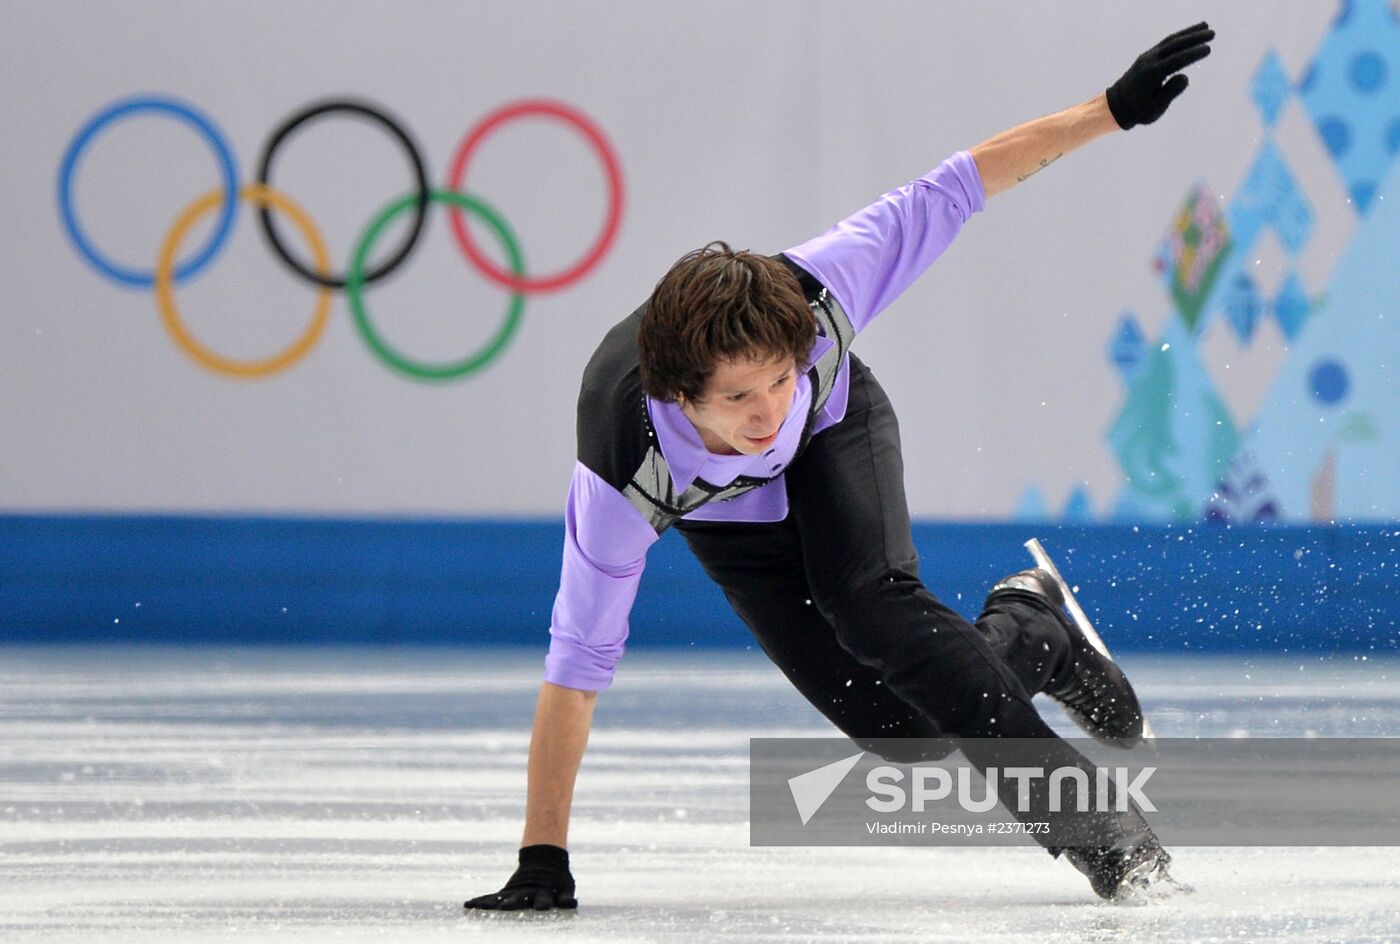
[{"xmin": 5, "ymin": 2, "xmax": 1382, "ymax": 521}]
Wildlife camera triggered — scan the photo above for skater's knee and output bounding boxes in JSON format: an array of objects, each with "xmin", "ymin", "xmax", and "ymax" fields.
[
  {"xmin": 811, "ymin": 565, "xmax": 923, "ymax": 628},
  {"xmin": 881, "ymin": 648, "xmax": 1036, "ymax": 738}
]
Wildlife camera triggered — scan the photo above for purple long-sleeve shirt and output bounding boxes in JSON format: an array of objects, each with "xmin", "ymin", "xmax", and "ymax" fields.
[{"xmin": 544, "ymin": 151, "xmax": 986, "ymax": 691}]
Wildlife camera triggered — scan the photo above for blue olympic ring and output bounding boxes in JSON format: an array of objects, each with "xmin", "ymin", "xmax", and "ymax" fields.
[{"xmin": 57, "ymin": 95, "xmax": 240, "ymax": 288}]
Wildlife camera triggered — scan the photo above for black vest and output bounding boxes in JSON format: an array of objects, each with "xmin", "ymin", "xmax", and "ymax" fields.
[{"xmin": 576, "ymin": 256, "xmax": 855, "ymax": 535}]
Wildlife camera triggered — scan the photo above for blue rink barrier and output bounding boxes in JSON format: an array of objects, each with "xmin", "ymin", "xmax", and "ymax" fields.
[{"xmin": 0, "ymin": 515, "xmax": 1395, "ymax": 651}]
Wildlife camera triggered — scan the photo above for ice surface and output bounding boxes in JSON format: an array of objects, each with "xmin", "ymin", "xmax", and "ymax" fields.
[{"xmin": 1, "ymin": 647, "xmax": 1398, "ymax": 942}]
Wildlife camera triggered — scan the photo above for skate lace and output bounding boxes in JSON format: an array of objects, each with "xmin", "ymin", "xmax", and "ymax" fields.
[{"xmin": 1051, "ymin": 661, "xmax": 1107, "ymax": 715}]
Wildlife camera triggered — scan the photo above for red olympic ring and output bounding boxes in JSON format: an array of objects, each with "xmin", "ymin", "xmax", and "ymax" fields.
[{"xmin": 447, "ymin": 99, "xmax": 624, "ymax": 294}]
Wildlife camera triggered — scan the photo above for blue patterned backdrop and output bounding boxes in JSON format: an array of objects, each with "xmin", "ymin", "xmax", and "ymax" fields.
[{"xmin": 1019, "ymin": 0, "xmax": 1400, "ymax": 524}]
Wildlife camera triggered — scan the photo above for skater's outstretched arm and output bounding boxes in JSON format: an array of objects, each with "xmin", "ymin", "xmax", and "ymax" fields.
[
  {"xmin": 969, "ymin": 93, "xmax": 1119, "ymax": 199},
  {"xmin": 970, "ymin": 22, "xmax": 1213, "ymax": 198},
  {"xmin": 782, "ymin": 23, "xmax": 1213, "ymax": 336},
  {"xmin": 464, "ymin": 681, "xmax": 596, "ymax": 912}
]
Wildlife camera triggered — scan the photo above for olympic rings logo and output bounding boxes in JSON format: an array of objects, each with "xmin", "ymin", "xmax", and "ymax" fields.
[{"xmin": 57, "ymin": 95, "xmax": 624, "ymax": 381}]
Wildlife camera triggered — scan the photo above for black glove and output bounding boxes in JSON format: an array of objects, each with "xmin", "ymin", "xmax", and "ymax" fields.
[
  {"xmin": 464, "ymin": 844, "xmax": 578, "ymax": 912},
  {"xmin": 1106, "ymin": 22, "xmax": 1215, "ymax": 130}
]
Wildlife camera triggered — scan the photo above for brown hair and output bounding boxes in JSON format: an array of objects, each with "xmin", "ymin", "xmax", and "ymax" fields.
[{"xmin": 638, "ymin": 242, "xmax": 815, "ymax": 403}]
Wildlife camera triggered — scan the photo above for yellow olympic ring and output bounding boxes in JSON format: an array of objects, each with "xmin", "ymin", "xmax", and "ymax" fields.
[{"xmin": 155, "ymin": 184, "xmax": 331, "ymax": 378}]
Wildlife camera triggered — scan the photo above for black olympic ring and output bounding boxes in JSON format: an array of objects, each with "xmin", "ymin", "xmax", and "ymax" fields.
[
  {"xmin": 256, "ymin": 99, "xmax": 430, "ymax": 290},
  {"xmin": 60, "ymin": 93, "xmax": 624, "ymax": 381}
]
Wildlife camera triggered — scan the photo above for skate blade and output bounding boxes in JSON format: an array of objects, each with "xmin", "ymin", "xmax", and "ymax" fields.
[
  {"xmin": 1024, "ymin": 538, "xmax": 1156, "ymax": 743},
  {"xmin": 465, "ymin": 908, "xmax": 580, "ymax": 920}
]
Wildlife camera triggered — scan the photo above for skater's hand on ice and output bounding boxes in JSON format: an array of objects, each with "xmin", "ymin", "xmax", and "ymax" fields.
[
  {"xmin": 1106, "ymin": 22, "xmax": 1214, "ymax": 129},
  {"xmin": 464, "ymin": 844, "xmax": 578, "ymax": 912}
]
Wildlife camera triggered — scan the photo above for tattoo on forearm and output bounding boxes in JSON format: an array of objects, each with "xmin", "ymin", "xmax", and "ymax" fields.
[{"xmin": 1017, "ymin": 153, "xmax": 1064, "ymax": 183}]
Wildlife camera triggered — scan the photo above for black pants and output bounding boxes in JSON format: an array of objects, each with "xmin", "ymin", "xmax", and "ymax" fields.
[{"xmin": 677, "ymin": 355, "xmax": 1148, "ymax": 846}]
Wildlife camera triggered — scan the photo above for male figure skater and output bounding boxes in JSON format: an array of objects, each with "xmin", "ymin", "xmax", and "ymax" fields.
[{"xmin": 466, "ymin": 22, "xmax": 1214, "ymax": 910}]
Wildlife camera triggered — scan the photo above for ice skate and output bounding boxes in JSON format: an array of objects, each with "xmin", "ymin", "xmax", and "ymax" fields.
[
  {"xmin": 996, "ymin": 542, "xmax": 1148, "ymax": 748},
  {"xmin": 1063, "ymin": 838, "xmax": 1190, "ymax": 901}
]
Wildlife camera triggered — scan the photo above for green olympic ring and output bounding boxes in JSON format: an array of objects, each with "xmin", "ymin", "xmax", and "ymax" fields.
[{"xmin": 347, "ymin": 189, "xmax": 525, "ymax": 381}]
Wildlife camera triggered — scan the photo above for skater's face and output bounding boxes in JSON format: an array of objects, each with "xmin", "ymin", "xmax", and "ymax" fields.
[{"xmin": 679, "ymin": 352, "xmax": 799, "ymax": 455}]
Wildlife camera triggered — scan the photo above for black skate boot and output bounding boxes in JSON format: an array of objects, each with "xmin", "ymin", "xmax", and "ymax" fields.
[
  {"xmin": 1062, "ymin": 837, "xmax": 1186, "ymax": 900},
  {"xmin": 991, "ymin": 568, "xmax": 1145, "ymax": 748}
]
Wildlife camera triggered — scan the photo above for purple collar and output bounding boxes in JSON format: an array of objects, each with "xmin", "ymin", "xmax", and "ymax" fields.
[{"xmin": 645, "ymin": 335, "xmax": 834, "ymax": 493}]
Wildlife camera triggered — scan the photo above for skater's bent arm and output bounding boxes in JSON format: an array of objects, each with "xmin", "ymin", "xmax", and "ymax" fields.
[
  {"xmin": 521, "ymin": 681, "xmax": 598, "ymax": 848},
  {"xmin": 969, "ymin": 93, "xmax": 1119, "ymax": 199}
]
